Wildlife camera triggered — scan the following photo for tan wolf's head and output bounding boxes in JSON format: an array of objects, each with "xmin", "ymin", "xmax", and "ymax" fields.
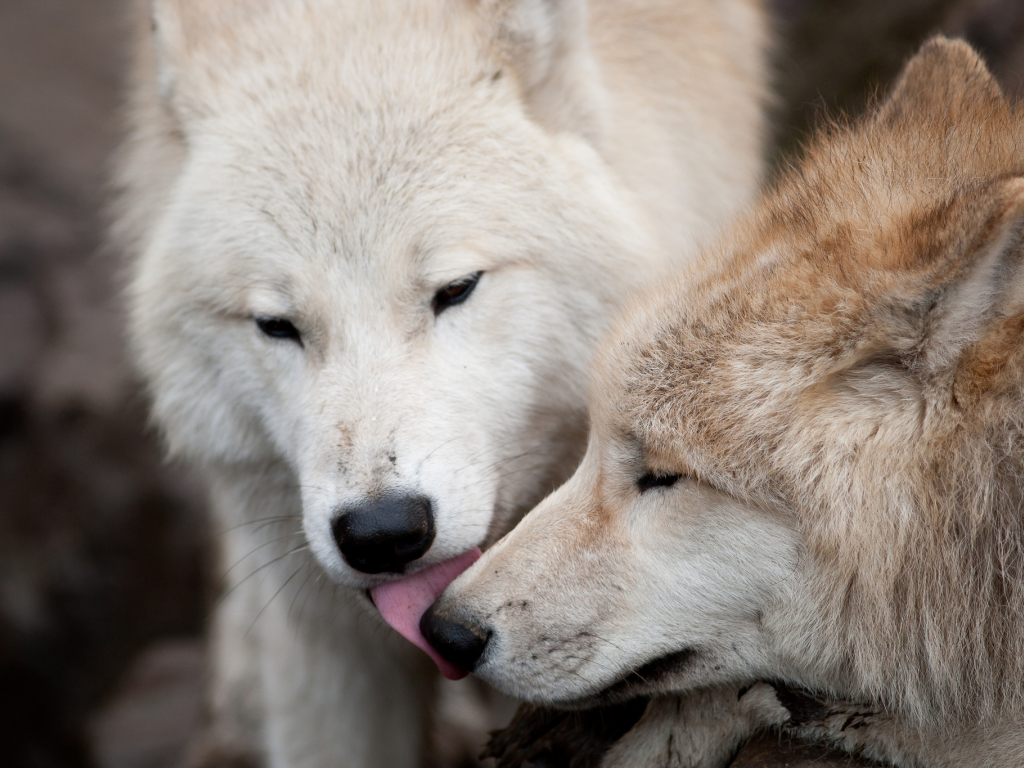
[{"xmin": 433, "ymin": 38, "xmax": 1024, "ymax": 728}]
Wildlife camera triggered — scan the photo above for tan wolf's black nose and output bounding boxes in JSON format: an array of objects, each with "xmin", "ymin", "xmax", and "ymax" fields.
[
  {"xmin": 420, "ymin": 603, "xmax": 490, "ymax": 671},
  {"xmin": 333, "ymin": 495, "xmax": 435, "ymax": 574}
]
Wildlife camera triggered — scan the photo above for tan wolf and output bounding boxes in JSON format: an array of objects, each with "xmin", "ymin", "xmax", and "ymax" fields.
[
  {"xmin": 429, "ymin": 38, "xmax": 1024, "ymax": 767},
  {"xmin": 114, "ymin": 0, "xmax": 768, "ymax": 765}
]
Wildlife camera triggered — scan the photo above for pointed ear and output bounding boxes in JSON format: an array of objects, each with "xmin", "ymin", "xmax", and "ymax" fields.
[
  {"xmin": 149, "ymin": 0, "xmax": 188, "ymax": 102},
  {"xmin": 925, "ymin": 179, "xmax": 1024, "ymax": 396},
  {"xmin": 148, "ymin": 0, "xmax": 269, "ymax": 115},
  {"xmin": 483, "ymin": 0, "xmax": 606, "ymax": 142},
  {"xmin": 878, "ymin": 36, "xmax": 1005, "ymax": 128}
]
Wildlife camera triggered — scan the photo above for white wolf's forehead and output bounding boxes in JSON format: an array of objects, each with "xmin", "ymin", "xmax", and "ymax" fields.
[
  {"xmin": 170, "ymin": 0, "xmax": 551, "ymax": 234},
  {"xmin": 180, "ymin": 0, "xmax": 494, "ymax": 101},
  {"xmin": 177, "ymin": 118, "xmax": 572, "ymax": 313},
  {"xmin": 182, "ymin": 66, "xmax": 569, "ymax": 272}
]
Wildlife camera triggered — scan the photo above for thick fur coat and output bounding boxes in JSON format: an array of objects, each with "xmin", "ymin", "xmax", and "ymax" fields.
[
  {"xmin": 114, "ymin": 1, "xmax": 768, "ymax": 766},
  {"xmin": 438, "ymin": 38, "xmax": 1024, "ymax": 767}
]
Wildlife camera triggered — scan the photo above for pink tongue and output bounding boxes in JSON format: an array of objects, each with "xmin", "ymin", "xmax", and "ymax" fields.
[{"xmin": 370, "ymin": 547, "xmax": 481, "ymax": 680}]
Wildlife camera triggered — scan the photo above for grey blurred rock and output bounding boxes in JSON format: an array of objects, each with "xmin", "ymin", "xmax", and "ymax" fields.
[
  {"xmin": 0, "ymin": 281, "xmax": 45, "ymax": 392},
  {"xmin": 90, "ymin": 640, "xmax": 206, "ymax": 768},
  {"xmin": 0, "ymin": 1, "xmax": 208, "ymax": 766}
]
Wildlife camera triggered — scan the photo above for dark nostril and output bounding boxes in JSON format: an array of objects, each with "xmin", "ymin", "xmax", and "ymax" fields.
[
  {"xmin": 419, "ymin": 602, "xmax": 490, "ymax": 672},
  {"xmin": 332, "ymin": 494, "xmax": 435, "ymax": 574}
]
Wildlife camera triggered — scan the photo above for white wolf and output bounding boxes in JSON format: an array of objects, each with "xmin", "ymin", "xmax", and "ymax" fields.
[
  {"xmin": 115, "ymin": 0, "xmax": 767, "ymax": 765},
  {"xmin": 432, "ymin": 38, "xmax": 1024, "ymax": 768}
]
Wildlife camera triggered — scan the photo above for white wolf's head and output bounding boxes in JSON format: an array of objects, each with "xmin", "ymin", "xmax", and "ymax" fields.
[{"xmin": 123, "ymin": 0, "xmax": 660, "ymax": 599}]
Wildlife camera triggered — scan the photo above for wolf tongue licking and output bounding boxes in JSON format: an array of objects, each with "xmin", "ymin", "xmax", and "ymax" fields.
[{"xmin": 370, "ymin": 548, "xmax": 481, "ymax": 680}]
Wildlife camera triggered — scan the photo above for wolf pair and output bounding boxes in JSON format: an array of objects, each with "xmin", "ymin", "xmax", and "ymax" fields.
[{"xmin": 118, "ymin": 1, "xmax": 1023, "ymax": 766}]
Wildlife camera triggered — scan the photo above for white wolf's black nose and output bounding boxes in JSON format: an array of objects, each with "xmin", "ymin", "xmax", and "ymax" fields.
[
  {"xmin": 332, "ymin": 495, "xmax": 435, "ymax": 574},
  {"xmin": 420, "ymin": 602, "xmax": 490, "ymax": 671}
]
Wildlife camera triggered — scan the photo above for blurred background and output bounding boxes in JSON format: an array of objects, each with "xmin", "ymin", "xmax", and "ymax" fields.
[{"xmin": 0, "ymin": 1, "xmax": 1022, "ymax": 767}]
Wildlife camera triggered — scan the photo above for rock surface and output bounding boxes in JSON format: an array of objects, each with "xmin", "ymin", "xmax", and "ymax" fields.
[
  {"xmin": 0, "ymin": 2, "xmax": 206, "ymax": 767},
  {"xmin": 89, "ymin": 640, "xmax": 206, "ymax": 768},
  {"xmin": 731, "ymin": 734, "xmax": 873, "ymax": 768}
]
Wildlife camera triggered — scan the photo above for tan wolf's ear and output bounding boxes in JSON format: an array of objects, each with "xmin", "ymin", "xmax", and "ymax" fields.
[
  {"xmin": 878, "ymin": 36, "xmax": 1004, "ymax": 127},
  {"xmin": 482, "ymin": 0, "xmax": 606, "ymax": 142},
  {"xmin": 924, "ymin": 178, "xmax": 1024, "ymax": 389}
]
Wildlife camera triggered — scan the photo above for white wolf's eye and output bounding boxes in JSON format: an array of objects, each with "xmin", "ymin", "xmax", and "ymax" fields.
[
  {"xmin": 433, "ymin": 271, "xmax": 483, "ymax": 315},
  {"xmin": 255, "ymin": 316, "xmax": 302, "ymax": 346},
  {"xmin": 637, "ymin": 471, "xmax": 682, "ymax": 493}
]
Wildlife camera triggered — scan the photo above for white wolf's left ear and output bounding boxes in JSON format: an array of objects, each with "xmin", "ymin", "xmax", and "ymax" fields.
[
  {"xmin": 482, "ymin": 0, "xmax": 606, "ymax": 142},
  {"xmin": 924, "ymin": 178, "xmax": 1024, "ymax": 384},
  {"xmin": 149, "ymin": 0, "xmax": 269, "ymax": 118}
]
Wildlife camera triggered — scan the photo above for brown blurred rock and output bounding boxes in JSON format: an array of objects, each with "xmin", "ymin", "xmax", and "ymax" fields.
[
  {"xmin": 89, "ymin": 640, "xmax": 206, "ymax": 768},
  {"xmin": 0, "ymin": 395, "xmax": 209, "ymax": 767},
  {"xmin": 0, "ymin": 0, "xmax": 124, "ymax": 197},
  {"xmin": 0, "ymin": 1, "xmax": 208, "ymax": 766},
  {"xmin": 770, "ymin": 0, "xmax": 1024, "ymax": 156}
]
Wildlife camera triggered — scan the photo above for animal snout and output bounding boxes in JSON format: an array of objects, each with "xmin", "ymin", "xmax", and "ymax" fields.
[
  {"xmin": 332, "ymin": 494, "xmax": 435, "ymax": 574},
  {"xmin": 419, "ymin": 602, "xmax": 490, "ymax": 671}
]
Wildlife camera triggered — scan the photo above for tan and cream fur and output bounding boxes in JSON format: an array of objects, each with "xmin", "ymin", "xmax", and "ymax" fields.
[
  {"xmin": 437, "ymin": 38, "xmax": 1024, "ymax": 767},
  {"xmin": 114, "ymin": 1, "xmax": 768, "ymax": 766}
]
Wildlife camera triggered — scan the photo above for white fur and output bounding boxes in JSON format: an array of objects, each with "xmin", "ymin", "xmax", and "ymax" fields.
[{"xmin": 116, "ymin": 1, "xmax": 768, "ymax": 765}]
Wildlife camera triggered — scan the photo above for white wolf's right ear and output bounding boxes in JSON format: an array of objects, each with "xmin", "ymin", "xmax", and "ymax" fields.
[{"xmin": 481, "ymin": 0, "xmax": 606, "ymax": 143}]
